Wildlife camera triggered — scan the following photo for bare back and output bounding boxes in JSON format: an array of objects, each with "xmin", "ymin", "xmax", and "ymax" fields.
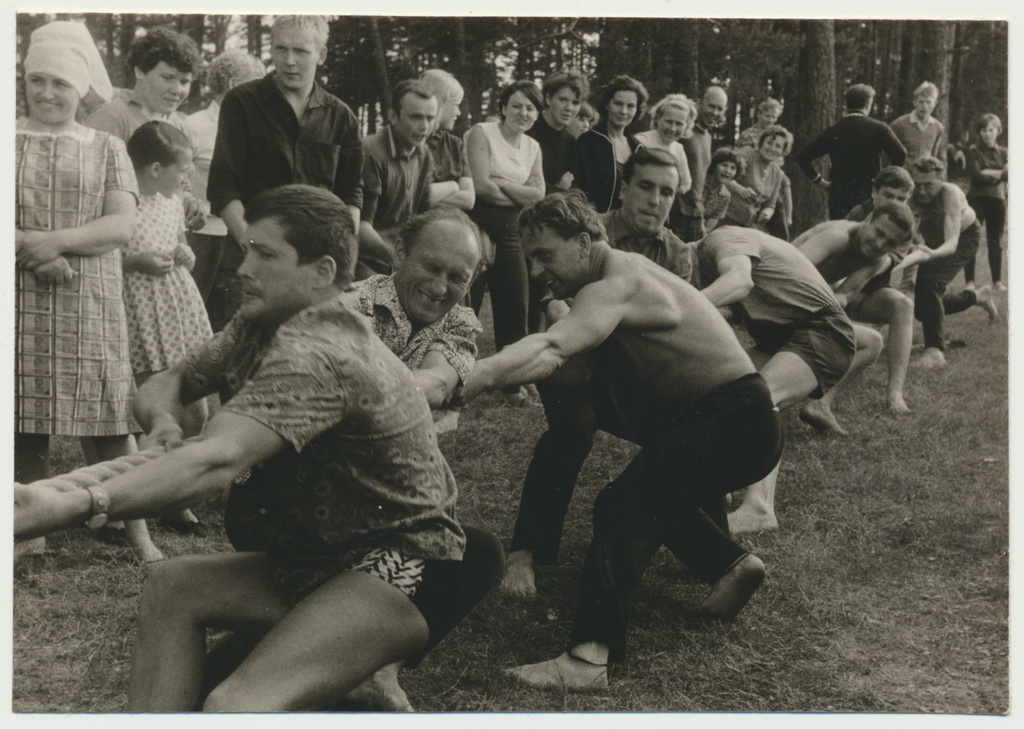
[{"xmin": 558, "ymin": 245, "xmax": 755, "ymax": 406}]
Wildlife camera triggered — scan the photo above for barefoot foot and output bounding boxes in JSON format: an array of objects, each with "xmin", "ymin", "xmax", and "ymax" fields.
[
  {"xmin": 799, "ymin": 400, "xmax": 848, "ymax": 435},
  {"xmin": 504, "ymin": 652, "xmax": 608, "ymax": 691},
  {"xmin": 700, "ymin": 554, "xmax": 765, "ymax": 620},
  {"xmin": 913, "ymin": 347, "xmax": 946, "ymax": 369},
  {"xmin": 502, "ymin": 550, "xmax": 537, "ymax": 598},
  {"xmin": 974, "ymin": 284, "xmax": 999, "ymax": 322},
  {"xmin": 887, "ymin": 394, "xmax": 911, "ymax": 414},
  {"xmin": 727, "ymin": 506, "xmax": 779, "ymax": 535},
  {"xmin": 346, "ymin": 662, "xmax": 413, "ymax": 711}
]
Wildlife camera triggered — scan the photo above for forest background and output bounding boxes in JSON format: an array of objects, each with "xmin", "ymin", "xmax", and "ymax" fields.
[{"xmin": 12, "ymin": 12, "xmax": 1009, "ymax": 236}]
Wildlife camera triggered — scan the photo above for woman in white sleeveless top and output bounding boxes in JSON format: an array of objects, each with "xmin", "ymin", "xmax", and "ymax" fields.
[{"xmin": 466, "ymin": 81, "xmax": 544, "ymax": 404}]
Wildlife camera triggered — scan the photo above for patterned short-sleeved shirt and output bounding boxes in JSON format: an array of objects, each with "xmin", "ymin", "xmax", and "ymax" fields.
[
  {"xmin": 183, "ymin": 292, "xmax": 465, "ymax": 599},
  {"xmin": 354, "ymin": 274, "xmax": 481, "ymax": 385},
  {"xmin": 702, "ymin": 185, "xmax": 732, "ymax": 221}
]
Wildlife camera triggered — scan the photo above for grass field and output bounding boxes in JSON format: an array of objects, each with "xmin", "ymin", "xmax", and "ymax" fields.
[{"xmin": 12, "ymin": 271, "xmax": 1009, "ymax": 714}]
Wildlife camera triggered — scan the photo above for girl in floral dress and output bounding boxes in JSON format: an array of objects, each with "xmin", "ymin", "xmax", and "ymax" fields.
[{"xmin": 123, "ymin": 121, "xmax": 213, "ymax": 535}]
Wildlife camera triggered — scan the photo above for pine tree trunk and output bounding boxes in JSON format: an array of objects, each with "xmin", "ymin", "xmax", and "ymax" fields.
[{"xmin": 792, "ymin": 19, "xmax": 836, "ymax": 235}]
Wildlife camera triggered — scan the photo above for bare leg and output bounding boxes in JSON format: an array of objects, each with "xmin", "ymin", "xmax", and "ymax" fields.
[
  {"xmin": 128, "ymin": 553, "xmax": 289, "ymax": 711},
  {"xmin": 501, "ymin": 549, "xmax": 537, "ymax": 598},
  {"xmin": 852, "ymin": 290, "xmax": 914, "ymax": 413},
  {"xmin": 729, "ymin": 351, "xmax": 817, "ymax": 532},
  {"xmin": 727, "ymin": 462, "xmax": 780, "ymax": 534},
  {"xmin": 799, "ymin": 324, "xmax": 883, "ymax": 435},
  {"xmin": 204, "ymin": 569, "xmax": 429, "ymax": 711},
  {"xmin": 87, "ymin": 434, "xmax": 164, "ymax": 563},
  {"xmin": 505, "ymin": 642, "xmax": 609, "ymax": 691}
]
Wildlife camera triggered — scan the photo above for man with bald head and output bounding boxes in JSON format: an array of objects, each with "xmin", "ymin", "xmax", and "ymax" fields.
[{"xmin": 675, "ymin": 85, "xmax": 728, "ymax": 242}]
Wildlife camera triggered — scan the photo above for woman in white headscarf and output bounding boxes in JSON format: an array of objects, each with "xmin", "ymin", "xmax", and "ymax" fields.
[{"xmin": 15, "ymin": 22, "xmax": 163, "ymax": 560}]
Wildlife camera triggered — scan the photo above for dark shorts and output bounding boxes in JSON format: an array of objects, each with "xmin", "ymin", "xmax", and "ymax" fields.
[{"xmin": 746, "ymin": 307, "xmax": 856, "ymax": 398}]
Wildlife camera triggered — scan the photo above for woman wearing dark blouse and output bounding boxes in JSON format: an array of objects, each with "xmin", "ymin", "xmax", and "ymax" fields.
[
  {"xmin": 964, "ymin": 113, "xmax": 1008, "ymax": 290},
  {"xmin": 575, "ymin": 75, "xmax": 648, "ymax": 213}
]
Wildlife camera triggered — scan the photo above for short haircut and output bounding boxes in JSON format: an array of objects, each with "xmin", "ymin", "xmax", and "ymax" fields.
[
  {"xmin": 207, "ymin": 49, "xmax": 266, "ymax": 96},
  {"xmin": 869, "ymin": 201, "xmax": 916, "ymax": 244},
  {"xmin": 650, "ymin": 93, "xmax": 694, "ymax": 123},
  {"xmin": 976, "ymin": 113, "xmax": 1002, "ymax": 134},
  {"xmin": 271, "ymin": 15, "xmax": 329, "ymax": 49},
  {"xmin": 757, "ymin": 98, "xmax": 784, "ymax": 116},
  {"xmin": 911, "ymin": 155, "xmax": 946, "ymax": 177},
  {"xmin": 596, "ymin": 75, "xmax": 649, "ymax": 120},
  {"xmin": 392, "ymin": 79, "xmax": 436, "ymax": 115},
  {"xmin": 128, "ymin": 27, "xmax": 201, "ymax": 75},
  {"xmin": 873, "ymin": 165, "xmax": 914, "ymax": 192},
  {"xmin": 541, "ymin": 69, "xmax": 590, "ymax": 103},
  {"xmin": 757, "ymin": 124, "xmax": 794, "ymax": 155},
  {"xmin": 126, "ymin": 120, "xmax": 193, "ymax": 169},
  {"xmin": 398, "ymin": 207, "xmax": 482, "ymax": 260},
  {"xmin": 914, "ymin": 81, "xmax": 939, "ymax": 99},
  {"xmin": 844, "ymin": 83, "xmax": 875, "ymax": 111},
  {"xmin": 517, "ymin": 189, "xmax": 607, "ymax": 243},
  {"xmin": 706, "ymin": 146, "xmax": 744, "ymax": 180},
  {"xmin": 622, "ymin": 147, "xmax": 679, "ymax": 184},
  {"xmin": 244, "ymin": 184, "xmax": 356, "ymax": 285},
  {"xmin": 497, "ymin": 80, "xmax": 543, "ymax": 119},
  {"xmin": 419, "ymin": 68, "xmax": 464, "ymax": 105}
]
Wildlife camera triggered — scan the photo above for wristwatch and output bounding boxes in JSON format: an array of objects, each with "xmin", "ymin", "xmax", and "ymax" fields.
[{"xmin": 85, "ymin": 485, "xmax": 111, "ymax": 530}]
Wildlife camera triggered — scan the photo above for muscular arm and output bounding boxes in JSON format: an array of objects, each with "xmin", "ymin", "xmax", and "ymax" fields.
[
  {"xmin": 832, "ymin": 260, "xmax": 889, "ymax": 305},
  {"xmin": 699, "ymin": 254, "xmax": 755, "ymax": 307},
  {"xmin": 15, "ymin": 413, "xmax": 286, "ymax": 540},
  {"xmin": 133, "ymin": 361, "xmax": 215, "ymax": 449},
  {"xmin": 928, "ymin": 186, "xmax": 966, "ymax": 260},
  {"xmin": 458, "ymin": 279, "xmax": 628, "ymax": 400},
  {"xmin": 410, "ymin": 351, "xmax": 462, "ymax": 408},
  {"xmin": 15, "ymin": 190, "xmax": 135, "ymax": 269}
]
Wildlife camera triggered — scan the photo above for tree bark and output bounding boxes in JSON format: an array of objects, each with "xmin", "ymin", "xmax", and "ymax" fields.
[
  {"xmin": 791, "ymin": 19, "xmax": 836, "ymax": 235},
  {"xmin": 246, "ymin": 15, "xmax": 263, "ymax": 57},
  {"xmin": 366, "ymin": 17, "xmax": 391, "ymax": 129}
]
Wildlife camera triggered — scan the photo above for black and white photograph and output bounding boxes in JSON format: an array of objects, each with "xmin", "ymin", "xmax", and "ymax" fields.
[{"xmin": 8, "ymin": 1, "xmax": 1013, "ymax": 718}]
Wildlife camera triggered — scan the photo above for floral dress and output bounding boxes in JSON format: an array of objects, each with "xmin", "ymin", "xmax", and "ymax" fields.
[
  {"xmin": 122, "ymin": 193, "xmax": 213, "ymax": 374},
  {"xmin": 15, "ymin": 121, "xmax": 138, "ymax": 436}
]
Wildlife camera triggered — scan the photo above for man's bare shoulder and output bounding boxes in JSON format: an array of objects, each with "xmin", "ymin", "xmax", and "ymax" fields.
[{"xmin": 795, "ymin": 219, "xmax": 858, "ymax": 249}]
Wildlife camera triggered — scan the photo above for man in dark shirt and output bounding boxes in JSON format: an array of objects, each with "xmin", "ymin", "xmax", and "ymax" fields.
[
  {"xmin": 207, "ymin": 14, "xmax": 364, "ymax": 308},
  {"xmin": 358, "ymin": 80, "xmax": 438, "ymax": 277},
  {"xmin": 795, "ymin": 83, "xmax": 907, "ymax": 219},
  {"xmin": 527, "ymin": 69, "xmax": 588, "ymax": 193}
]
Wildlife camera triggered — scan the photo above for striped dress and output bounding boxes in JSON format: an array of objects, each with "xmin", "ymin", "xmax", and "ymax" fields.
[{"xmin": 15, "ymin": 121, "xmax": 139, "ymax": 436}]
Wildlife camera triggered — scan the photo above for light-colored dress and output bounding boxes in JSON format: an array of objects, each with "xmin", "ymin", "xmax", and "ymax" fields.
[
  {"xmin": 15, "ymin": 121, "xmax": 139, "ymax": 436},
  {"xmin": 122, "ymin": 194, "xmax": 213, "ymax": 374}
]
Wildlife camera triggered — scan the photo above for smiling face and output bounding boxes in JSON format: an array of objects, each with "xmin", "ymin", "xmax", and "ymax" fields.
[
  {"xmin": 545, "ymin": 86, "xmax": 581, "ymax": 130},
  {"xmin": 655, "ymin": 105, "xmax": 689, "ymax": 145},
  {"xmin": 394, "ymin": 219, "xmax": 480, "ymax": 328},
  {"xmin": 713, "ymin": 160, "xmax": 738, "ymax": 185},
  {"xmin": 522, "ymin": 226, "xmax": 592, "ymax": 300},
  {"xmin": 502, "ymin": 90, "xmax": 539, "ymax": 134},
  {"xmin": 390, "ymin": 93, "xmax": 438, "ymax": 150},
  {"xmin": 758, "ymin": 133, "xmax": 787, "ymax": 163},
  {"xmin": 853, "ymin": 213, "xmax": 910, "ymax": 260},
  {"xmin": 911, "ymin": 170, "xmax": 944, "ymax": 204},
  {"xmin": 134, "ymin": 61, "xmax": 192, "ymax": 116},
  {"xmin": 270, "ymin": 24, "xmax": 326, "ymax": 94},
  {"xmin": 25, "ymin": 72, "xmax": 80, "ymax": 129},
  {"xmin": 237, "ymin": 217, "xmax": 324, "ymax": 327},
  {"xmin": 620, "ymin": 163, "xmax": 679, "ymax": 236},
  {"xmin": 606, "ymin": 90, "xmax": 639, "ymax": 132}
]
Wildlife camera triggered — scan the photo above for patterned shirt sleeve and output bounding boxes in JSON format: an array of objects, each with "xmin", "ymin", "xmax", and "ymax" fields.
[
  {"xmin": 221, "ymin": 325, "xmax": 352, "ymax": 452},
  {"xmin": 426, "ymin": 305, "xmax": 482, "ymax": 384},
  {"xmin": 104, "ymin": 134, "xmax": 140, "ymax": 200}
]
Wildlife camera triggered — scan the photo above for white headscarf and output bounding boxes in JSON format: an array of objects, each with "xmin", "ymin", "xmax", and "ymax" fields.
[{"xmin": 24, "ymin": 21, "xmax": 112, "ymax": 102}]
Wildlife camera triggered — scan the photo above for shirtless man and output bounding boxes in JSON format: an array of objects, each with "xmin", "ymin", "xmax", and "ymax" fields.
[
  {"xmin": 455, "ymin": 191, "xmax": 783, "ymax": 690},
  {"xmin": 903, "ymin": 156, "xmax": 997, "ymax": 368},
  {"xmin": 792, "ymin": 200, "xmax": 917, "ymax": 431},
  {"xmin": 697, "ymin": 227, "xmax": 857, "ymax": 533}
]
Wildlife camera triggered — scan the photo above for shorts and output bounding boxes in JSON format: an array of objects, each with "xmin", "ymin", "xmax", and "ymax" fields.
[
  {"xmin": 746, "ymin": 307, "xmax": 856, "ymax": 398},
  {"xmin": 351, "ymin": 548, "xmax": 425, "ymax": 598}
]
